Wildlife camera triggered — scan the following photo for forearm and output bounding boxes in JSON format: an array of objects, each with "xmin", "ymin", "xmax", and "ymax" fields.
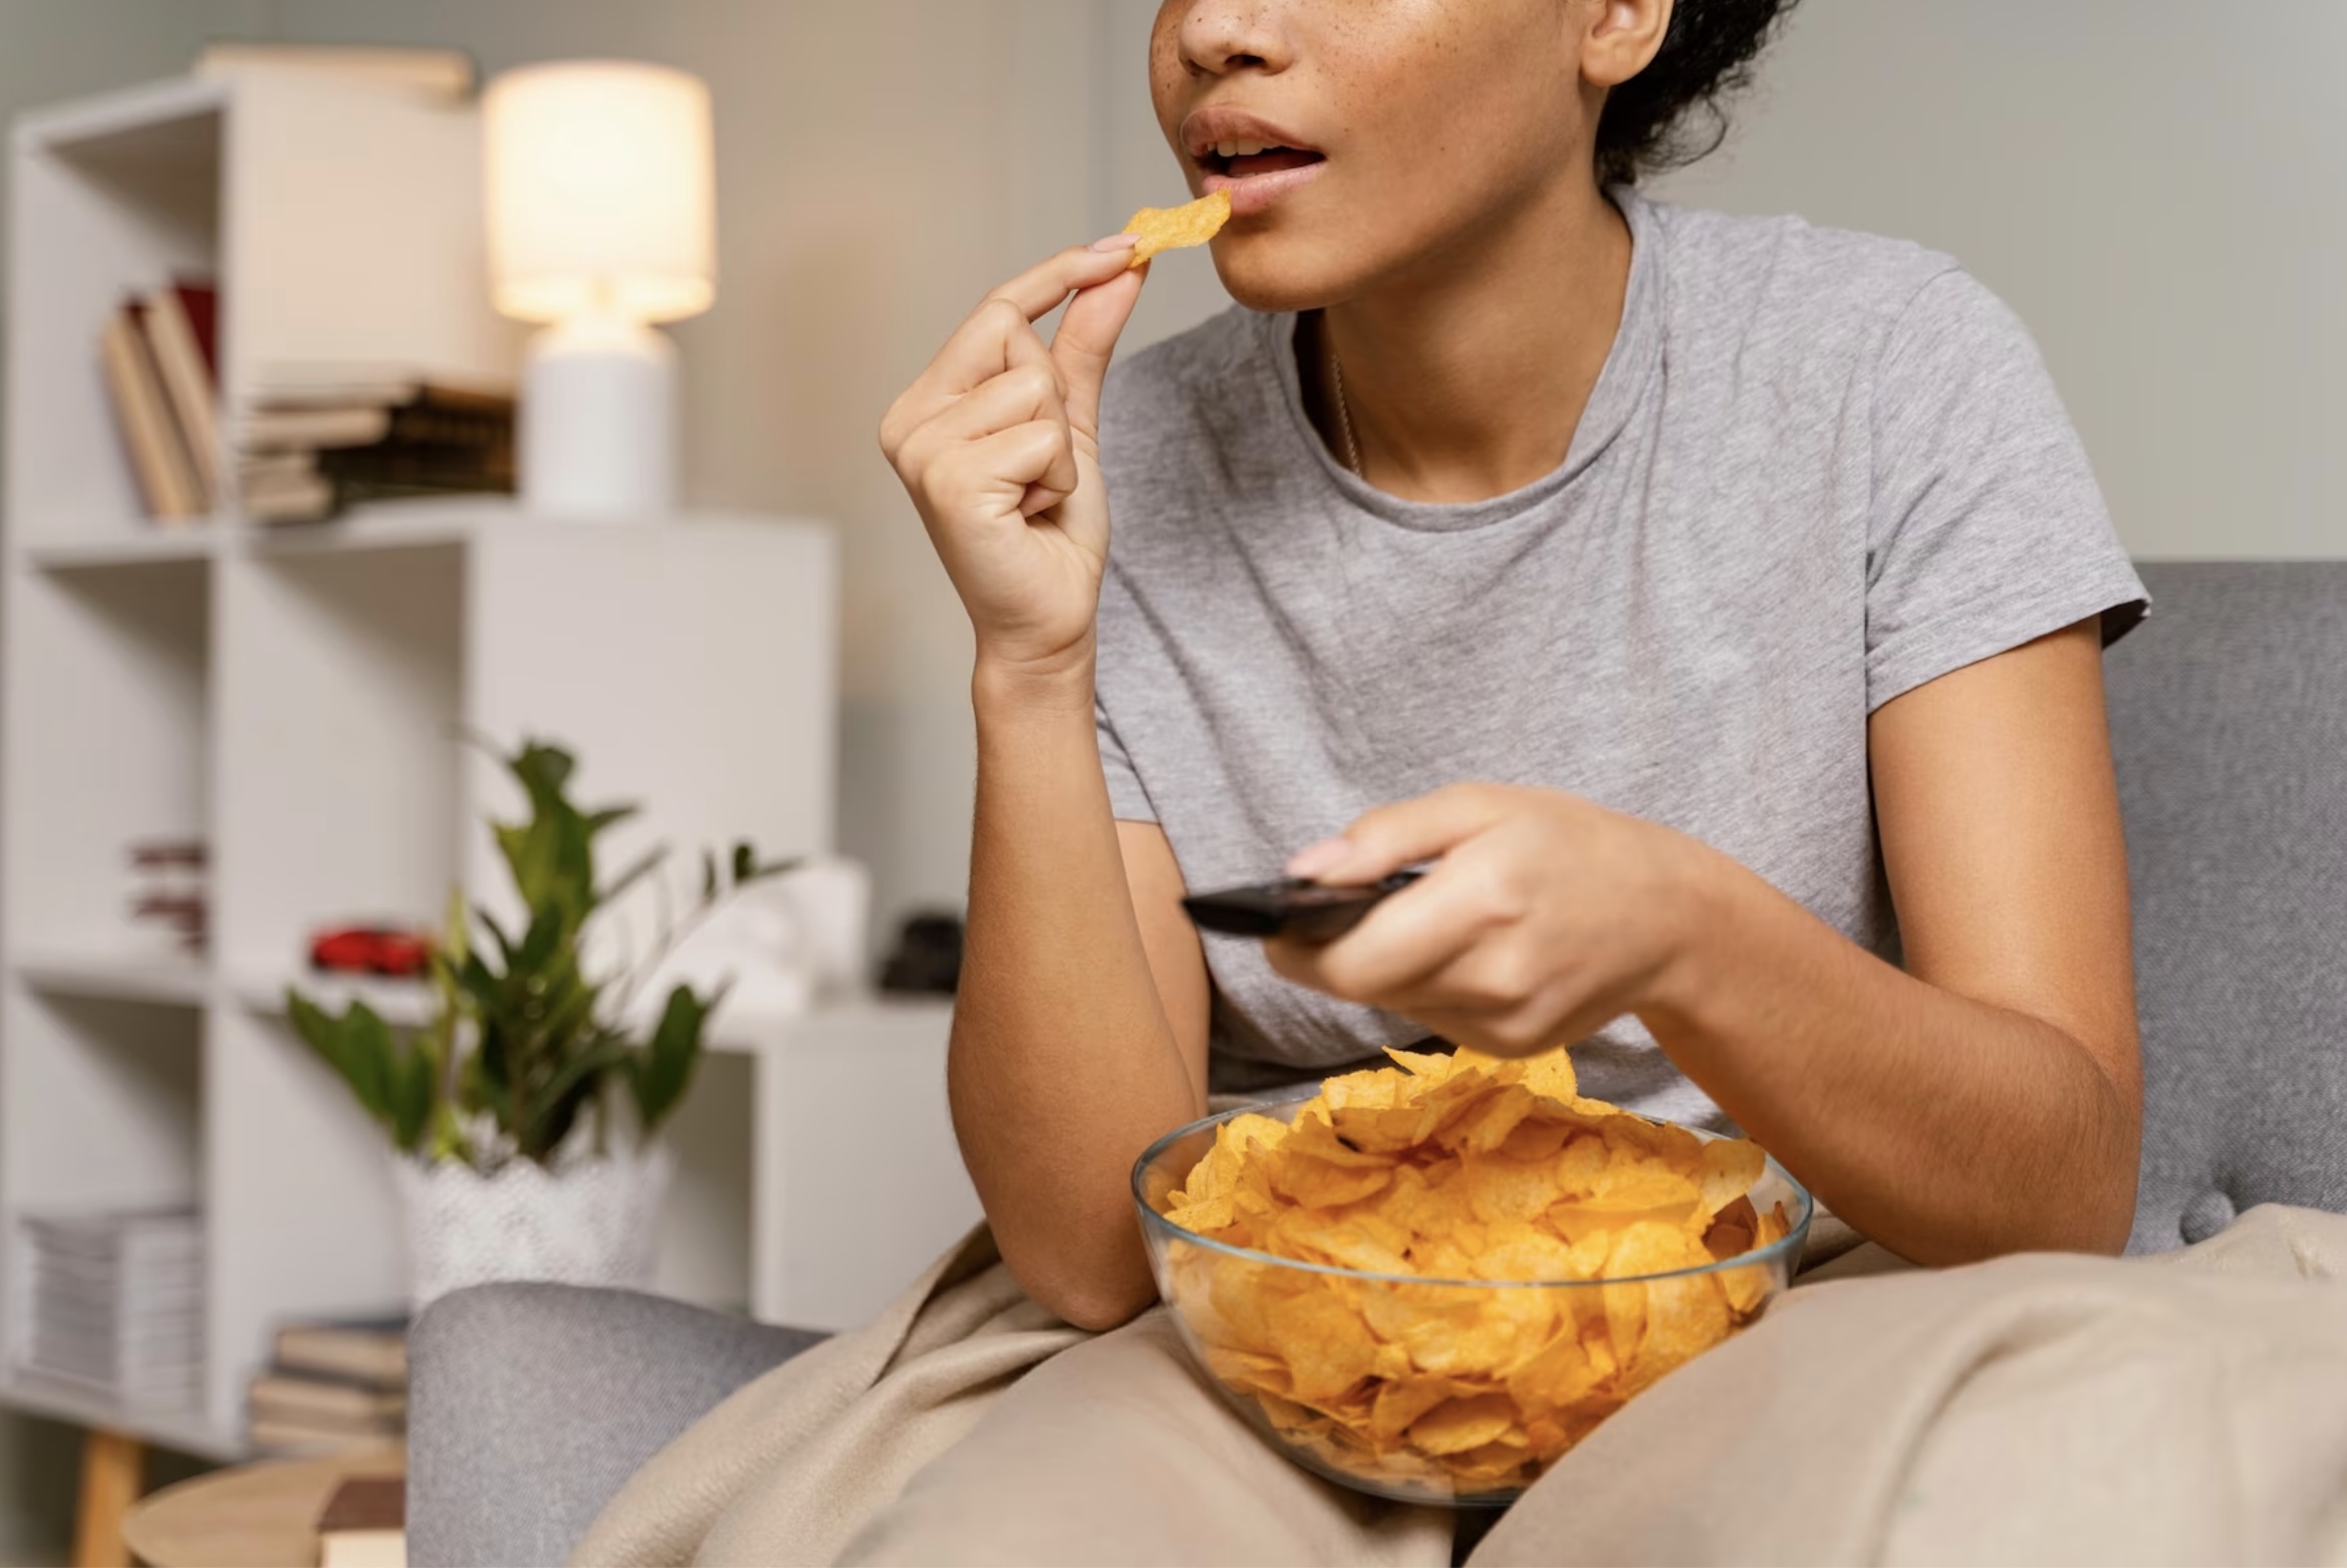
[
  {"xmin": 1644, "ymin": 854, "xmax": 2141, "ymax": 1261},
  {"xmin": 950, "ymin": 653, "xmax": 1203, "ymax": 1327}
]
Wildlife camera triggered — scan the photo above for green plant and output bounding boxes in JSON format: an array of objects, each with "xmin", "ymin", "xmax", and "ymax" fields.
[{"xmin": 288, "ymin": 738, "xmax": 793, "ymax": 1170}]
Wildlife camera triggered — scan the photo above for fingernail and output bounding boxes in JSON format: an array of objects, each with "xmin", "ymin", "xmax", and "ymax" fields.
[
  {"xmin": 1088, "ymin": 232, "xmax": 1142, "ymax": 253},
  {"xmin": 1285, "ymin": 838, "xmax": 1350, "ymax": 880}
]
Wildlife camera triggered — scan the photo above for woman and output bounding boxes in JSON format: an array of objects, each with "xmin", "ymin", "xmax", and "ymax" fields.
[
  {"xmin": 587, "ymin": 2, "xmax": 2146, "ymax": 1562},
  {"xmin": 898, "ymin": 0, "xmax": 2139, "ymax": 1305}
]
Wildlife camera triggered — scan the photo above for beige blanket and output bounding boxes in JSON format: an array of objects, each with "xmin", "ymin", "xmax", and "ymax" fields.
[
  {"xmin": 1478, "ymin": 1203, "xmax": 2347, "ymax": 1567},
  {"xmin": 573, "ymin": 1226, "xmax": 1083, "ymax": 1566},
  {"xmin": 576, "ymin": 1205, "xmax": 2347, "ymax": 1567}
]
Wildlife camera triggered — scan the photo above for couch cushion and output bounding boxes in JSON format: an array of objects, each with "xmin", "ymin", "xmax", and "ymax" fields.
[
  {"xmin": 2108, "ymin": 562, "xmax": 2347, "ymax": 1251},
  {"xmin": 407, "ymin": 1282, "xmax": 825, "ymax": 1567}
]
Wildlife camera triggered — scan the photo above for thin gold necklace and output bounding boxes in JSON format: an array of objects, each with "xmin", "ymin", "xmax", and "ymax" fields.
[{"xmin": 1327, "ymin": 331, "xmax": 1363, "ymax": 477}]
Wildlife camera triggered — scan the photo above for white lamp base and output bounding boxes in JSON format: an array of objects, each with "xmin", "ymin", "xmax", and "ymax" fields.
[{"xmin": 520, "ymin": 313, "xmax": 678, "ymax": 519}]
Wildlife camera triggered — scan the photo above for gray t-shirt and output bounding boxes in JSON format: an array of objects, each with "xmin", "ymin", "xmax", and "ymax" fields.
[{"xmin": 1093, "ymin": 189, "xmax": 2146, "ymax": 1129}]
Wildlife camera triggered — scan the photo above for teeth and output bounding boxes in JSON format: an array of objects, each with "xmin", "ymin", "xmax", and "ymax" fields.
[
  {"xmin": 1215, "ymin": 139, "xmax": 1237, "ymax": 158},
  {"xmin": 1234, "ymin": 139, "xmax": 1267, "ymax": 156}
]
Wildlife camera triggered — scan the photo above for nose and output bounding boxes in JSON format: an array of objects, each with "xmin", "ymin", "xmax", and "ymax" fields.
[{"xmin": 1174, "ymin": 2, "xmax": 1293, "ymax": 78}]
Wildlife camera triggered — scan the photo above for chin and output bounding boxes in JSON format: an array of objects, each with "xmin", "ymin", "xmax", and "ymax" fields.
[{"xmin": 1208, "ymin": 234, "xmax": 1359, "ymax": 316}]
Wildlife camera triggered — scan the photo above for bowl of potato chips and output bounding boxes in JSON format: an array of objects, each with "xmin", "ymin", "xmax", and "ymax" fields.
[{"xmin": 1133, "ymin": 1046, "xmax": 1811, "ymax": 1505}]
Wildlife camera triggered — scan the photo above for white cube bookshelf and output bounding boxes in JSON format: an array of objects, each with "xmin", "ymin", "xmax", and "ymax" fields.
[{"xmin": 1, "ymin": 75, "xmax": 976, "ymax": 1460}]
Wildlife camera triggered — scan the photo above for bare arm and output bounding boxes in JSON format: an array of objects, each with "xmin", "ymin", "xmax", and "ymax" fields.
[
  {"xmin": 954, "ymin": 671, "xmax": 1210, "ymax": 1326},
  {"xmin": 881, "ymin": 239, "xmax": 1213, "ymax": 1327},
  {"xmin": 1635, "ymin": 623, "xmax": 2141, "ymax": 1256},
  {"xmin": 1270, "ymin": 621, "xmax": 2142, "ymax": 1260}
]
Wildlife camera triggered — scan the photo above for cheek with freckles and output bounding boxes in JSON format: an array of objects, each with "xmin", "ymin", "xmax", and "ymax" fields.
[{"xmin": 1154, "ymin": 1, "xmax": 1591, "ymax": 313}]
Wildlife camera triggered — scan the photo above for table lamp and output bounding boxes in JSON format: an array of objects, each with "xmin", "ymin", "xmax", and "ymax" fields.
[{"xmin": 484, "ymin": 61, "xmax": 715, "ymax": 518}]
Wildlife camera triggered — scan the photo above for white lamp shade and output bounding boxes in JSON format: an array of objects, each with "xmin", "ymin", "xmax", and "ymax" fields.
[{"xmin": 485, "ymin": 61, "xmax": 715, "ymax": 325}]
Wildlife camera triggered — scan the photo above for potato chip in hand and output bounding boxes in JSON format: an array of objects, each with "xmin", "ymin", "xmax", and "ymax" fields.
[{"xmin": 1123, "ymin": 190, "xmax": 1232, "ymax": 266}]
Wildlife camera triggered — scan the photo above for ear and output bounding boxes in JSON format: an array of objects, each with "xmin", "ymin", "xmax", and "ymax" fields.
[{"xmin": 1582, "ymin": 0, "xmax": 1672, "ymax": 89}]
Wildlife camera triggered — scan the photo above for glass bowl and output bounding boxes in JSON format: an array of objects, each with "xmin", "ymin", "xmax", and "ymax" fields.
[{"xmin": 1132, "ymin": 1098, "xmax": 1813, "ymax": 1506}]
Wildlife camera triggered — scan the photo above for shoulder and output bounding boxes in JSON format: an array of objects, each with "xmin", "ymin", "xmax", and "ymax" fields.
[
  {"xmin": 1638, "ymin": 193, "xmax": 1964, "ymax": 333},
  {"xmin": 1635, "ymin": 194, "xmax": 2052, "ymax": 407}
]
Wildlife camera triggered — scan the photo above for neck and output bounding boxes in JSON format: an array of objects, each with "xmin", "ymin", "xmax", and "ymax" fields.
[{"xmin": 1315, "ymin": 176, "xmax": 1632, "ymax": 503}]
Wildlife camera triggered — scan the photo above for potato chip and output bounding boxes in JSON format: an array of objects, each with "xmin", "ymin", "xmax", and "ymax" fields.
[
  {"xmin": 1695, "ymin": 1137, "xmax": 1767, "ymax": 1225},
  {"xmin": 1459, "ymin": 1151, "xmax": 1565, "ymax": 1226},
  {"xmin": 1122, "ymin": 190, "xmax": 1231, "ymax": 266},
  {"xmin": 1703, "ymin": 1193, "xmax": 1760, "ymax": 1262},
  {"xmin": 1262, "ymin": 1286, "xmax": 1381, "ymax": 1404},
  {"xmin": 1370, "ymin": 1375, "xmax": 1469, "ymax": 1445},
  {"xmin": 1153, "ymin": 1044, "xmax": 1791, "ymax": 1499},
  {"xmin": 1407, "ymin": 1393, "xmax": 1520, "ymax": 1456},
  {"xmin": 1631, "ymin": 1271, "xmax": 1731, "ymax": 1392},
  {"xmin": 1272, "ymin": 1153, "xmax": 1396, "ymax": 1209}
]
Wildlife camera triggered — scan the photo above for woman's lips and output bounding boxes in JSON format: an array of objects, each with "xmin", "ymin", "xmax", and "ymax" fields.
[{"xmin": 1201, "ymin": 155, "xmax": 1327, "ymax": 217}]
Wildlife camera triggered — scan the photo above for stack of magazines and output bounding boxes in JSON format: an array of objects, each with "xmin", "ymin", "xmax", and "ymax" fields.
[{"xmin": 12, "ymin": 1209, "xmax": 203, "ymax": 1409}]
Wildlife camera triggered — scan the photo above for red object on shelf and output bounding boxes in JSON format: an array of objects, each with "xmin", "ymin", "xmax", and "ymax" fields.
[{"xmin": 309, "ymin": 926, "xmax": 433, "ymax": 978}]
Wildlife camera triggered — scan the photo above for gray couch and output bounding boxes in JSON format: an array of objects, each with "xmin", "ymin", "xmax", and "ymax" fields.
[{"xmin": 407, "ymin": 561, "xmax": 2347, "ymax": 1566}]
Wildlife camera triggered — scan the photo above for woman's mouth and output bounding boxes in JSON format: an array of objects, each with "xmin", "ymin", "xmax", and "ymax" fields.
[{"xmin": 1196, "ymin": 142, "xmax": 1328, "ymax": 216}]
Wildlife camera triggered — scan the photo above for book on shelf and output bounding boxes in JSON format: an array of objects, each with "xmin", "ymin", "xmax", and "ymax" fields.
[
  {"xmin": 11, "ymin": 1209, "xmax": 204, "ymax": 1409},
  {"xmin": 236, "ymin": 379, "xmax": 516, "ymax": 522},
  {"xmin": 138, "ymin": 281, "xmax": 222, "ymax": 500},
  {"xmin": 246, "ymin": 444, "xmax": 518, "ymax": 494},
  {"xmin": 194, "ymin": 40, "xmax": 476, "ymax": 102},
  {"xmin": 128, "ymin": 836, "xmax": 211, "ymax": 955},
  {"xmin": 248, "ymin": 1313, "xmax": 408, "ymax": 1455},
  {"xmin": 271, "ymin": 1316, "xmax": 407, "ymax": 1388},
  {"xmin": 250, "ymin": 366, "xmax": 510, "ymax": 411},
  {"xmin": 249, "ymin": 1410, "xmax": 403, "ymax": 1457},
  {"xmin": 249, "ymin": 1371, "xmax": 405, "ymax": 1427},
  {"xmin": 237, "ymin": 405, "xmax": 395, "ymax": 452},
  {"xmin": 239, "ymin": 469, "xmax": 335, "ymax": 525},
  {"xmin": 99, "ymin": 303, "xmax": 206, "ymax": 522},
  {"xmin": 247, "ymin": 1375, "xmax": 403, "ymax": 1455},
  {"xmin": 316, "ymin": 1475, "xmax": 406, "ymax": 1568}
]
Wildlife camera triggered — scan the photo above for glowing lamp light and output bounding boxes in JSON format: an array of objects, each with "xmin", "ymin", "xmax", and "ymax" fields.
[{"xmin": 484, "ymin": 61, "xmax": 716, "ymax": 517}]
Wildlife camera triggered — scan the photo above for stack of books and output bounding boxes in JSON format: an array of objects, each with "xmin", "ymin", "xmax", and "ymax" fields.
[
  {"xmin": 98, "ymin": 281, "xmax": 220, "ymax": 526},
  {"xmin": 128, "ymin": 837, "xmax": 208, "ymax": 955},
  {"xmin": 247, "ymin": 1317, "xmax": 407, "ymax": 1455},
  {"xmin": 236, "ymin": 372, "xmax": 516, "ymax": 524},
  {"xmin": 11, "ymin": 1209, "xmax": 203, "ymax": 1410}
]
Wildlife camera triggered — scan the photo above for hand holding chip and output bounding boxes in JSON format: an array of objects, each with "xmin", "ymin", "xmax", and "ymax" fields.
[
  {"xmin": 1265, "ymin": 784, "xmax": 1716, "ymax": 1058},
  {"xmin": 879, "ymin": 240, "xmax": 1150, "ymax": 682}
]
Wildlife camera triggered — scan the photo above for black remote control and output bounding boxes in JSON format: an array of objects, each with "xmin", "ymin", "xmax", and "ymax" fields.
[{"xmin": 1181, "ymin": 870, "xmax": 1425, "ymax": 942}]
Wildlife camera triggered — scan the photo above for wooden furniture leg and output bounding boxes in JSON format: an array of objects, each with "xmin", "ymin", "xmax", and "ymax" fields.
[{"xmin": 73, "ymin": 1428, "xmax": 142, "ymax": 1568}]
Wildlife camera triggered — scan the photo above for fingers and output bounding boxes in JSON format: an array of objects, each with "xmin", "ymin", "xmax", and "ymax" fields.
[
  {"xmin": 883, "ymin": 242, "xmax": 1143, "ymax": 460},
  {"xmin": 883, "ymin": 301, "xmax": 1058, "ymax": 457},
  {"xmin": 909, "ymin": 420, "xmax": 1077, "ymax": 532},
  {"xmin": 1286, "ymin": 785, "xmax": 1517, "ymax": 885},
  {"xmin": 984, "ymin": 239, "xmax": 1143, "ymax": 321},
  {"xmin": 1053, "ymin": 263, "xmax": 1149, "ymax": 436},
  {"xmin": 1264, "ymin": 861, "xmax": 1488, "ymax": 999},
  {"xmin": 896, "ymin": 361, "xmax": 1079, "ymax": 510}
]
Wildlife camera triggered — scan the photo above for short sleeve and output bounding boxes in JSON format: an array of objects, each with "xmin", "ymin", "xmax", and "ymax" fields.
[
  {"xmin": 1096, "ymin": 692, "xmax": 1160, "ymax": 823},
  {"xmin": 1865, "ymin": 269, "xmax": 2147, "ymax": 712}
]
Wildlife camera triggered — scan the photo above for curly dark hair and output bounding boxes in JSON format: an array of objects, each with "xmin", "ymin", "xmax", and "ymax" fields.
[{"xmin": 1594, "ymin": 0, "xmax": 1800, "ymax": 185}]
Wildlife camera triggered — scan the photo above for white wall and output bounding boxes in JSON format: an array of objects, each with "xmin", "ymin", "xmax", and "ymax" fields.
[{"xmin": 1655, "ymin": 0, "xmax": 2347, "ymax": 560}]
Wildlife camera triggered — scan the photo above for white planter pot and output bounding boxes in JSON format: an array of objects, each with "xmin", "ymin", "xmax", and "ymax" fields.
[{"xmin": 393, "ymin": 1143, "xmax": 674, "ymax": 1310}]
